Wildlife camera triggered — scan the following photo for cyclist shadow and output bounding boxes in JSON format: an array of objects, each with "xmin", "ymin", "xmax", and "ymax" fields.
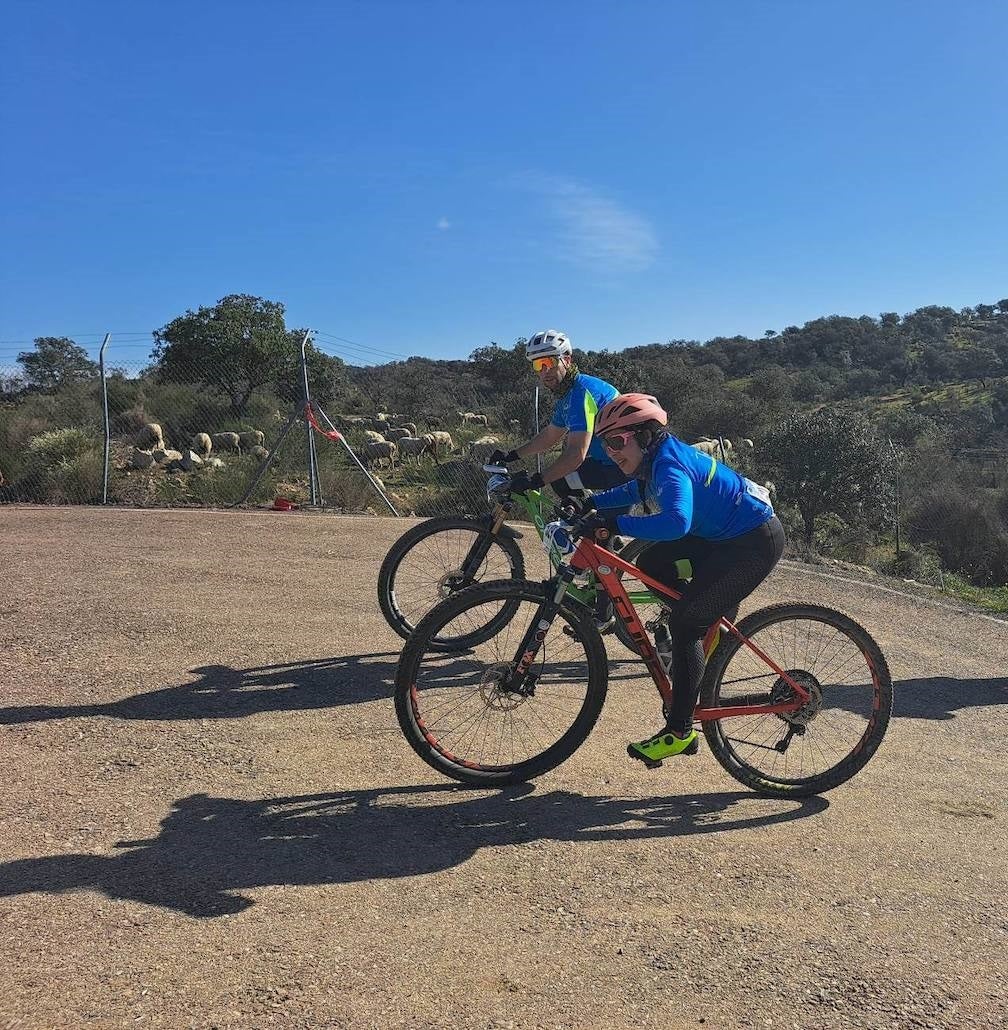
[
  {"xmin": 0, "ymin": 652, "xmax": 402, "ymax": 727},
  {"xmin": 893, "ymin": 675, "xmax": 1008, "ymax": 720},
  {"xmin": 0, "ymin": 784, "xmax": 827, "ymax": 919}
]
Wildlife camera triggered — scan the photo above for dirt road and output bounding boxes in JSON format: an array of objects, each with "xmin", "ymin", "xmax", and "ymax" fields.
[{"xmin": 1, "ymin": 507, "xmax": 1005, "ymax": 1029}]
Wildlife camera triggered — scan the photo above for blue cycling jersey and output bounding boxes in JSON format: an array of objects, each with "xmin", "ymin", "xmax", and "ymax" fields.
[
  {"xmin": 550, "ymin": 373, "xmax": 620, "ymax": 464},
  {"xmin": 592, "ymin": 434, "xmax": 774, "ymax": 542}
]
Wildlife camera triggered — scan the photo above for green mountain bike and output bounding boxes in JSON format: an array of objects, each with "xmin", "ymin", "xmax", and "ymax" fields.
[{"xmin": 377, "ymin": 465, "xmax": 663, "ymax": 653}]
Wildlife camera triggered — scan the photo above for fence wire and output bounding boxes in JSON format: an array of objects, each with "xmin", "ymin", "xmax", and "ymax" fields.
[{"xmin": 0, "ymin": 343, "xmax": 544, "ymax": 519}]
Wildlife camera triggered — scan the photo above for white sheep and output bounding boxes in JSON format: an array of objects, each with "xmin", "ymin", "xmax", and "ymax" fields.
[
  {"xmin": 360, "ymin": 440, "xmax": 397, "ymax": 468},
  {"xmin": 363, "ymin": 429, "xmax": 388, "ymax": 444},
  {"xmin": 191, "ymin": 432, "xmax": 212, "ymax": 459},
  {"xmin": 428, "ymin": 431, "xmax": 454, "ymax": 456},
  {"xmin": 136, "ymin": 423, "xmax": 163, "ymax": 450},
  {"xmin": 238, "ymin": 430, "xmax": 265, "ymax": 449},
  {"xmin": 468, "ymin": 435, "xmax": 502, "ymax": 463},
  {"xmin": 211, "ymin": 432, "xmax": 241, "ymax": 453},
  {"xmin": 398, "ymin": 435, "xmax": 435, "ymax": 464}
]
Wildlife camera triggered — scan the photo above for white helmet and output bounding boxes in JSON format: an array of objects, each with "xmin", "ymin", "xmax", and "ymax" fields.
[{"xmin": 526, "ymin": 329, "xmax": 573, "ymax": 361}]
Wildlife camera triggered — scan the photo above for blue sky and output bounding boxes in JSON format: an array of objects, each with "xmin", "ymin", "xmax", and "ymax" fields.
[{"xmin": 1, "ymin": 0, "xmax": 1006, "ymax": 365}]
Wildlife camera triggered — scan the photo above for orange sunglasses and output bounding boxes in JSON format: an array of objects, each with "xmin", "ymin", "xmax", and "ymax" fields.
[{"xmin": 531, "ymin": 356, "xmax": 559, "ymax": 373}]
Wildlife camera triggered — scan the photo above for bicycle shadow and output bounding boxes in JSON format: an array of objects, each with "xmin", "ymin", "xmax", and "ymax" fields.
[
  {"xmin": 893, "ymin": 675, "xmax": 1008, "ymax": 720},
  {"xmin": 0, "ymin": 652, "xmax": 402, "ymax": 727},
  {"xmin": 0, "ymin": 784, "xmax": 827, "ymax": 918}
]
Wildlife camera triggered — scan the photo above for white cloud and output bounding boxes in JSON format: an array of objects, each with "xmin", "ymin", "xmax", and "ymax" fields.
[
  {"xmin": 436, "ymin": 217, "xmax": 451, "ymax": 231},
  {"xmin": 518, "ymin": 174, "xmax": 659, "ymax": 272}
]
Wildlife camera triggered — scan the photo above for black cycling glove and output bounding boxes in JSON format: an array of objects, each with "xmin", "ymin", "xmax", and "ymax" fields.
[
  {"xmin": 578, "ymin": 510, "xmax": 620, "ymax": 542},
  {"xmin": 487, "ymin": 448, "xmax": 520, "ymax": 465},
  {"xmin": 508, "ymin": 470, "xmax": 545, "ymax": 495}
]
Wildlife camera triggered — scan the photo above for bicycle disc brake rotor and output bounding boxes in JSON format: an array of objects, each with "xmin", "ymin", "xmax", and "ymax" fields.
[
  {"xmin": 479, "ymin": 661, "xmax": 525, "ymax": 710},
  {"xmin": 771, "ymin": 669, "xmax": 823, "ymax": 727},
  {"xmin": 437, "ymin": 570, "xmax": 467, "ymax": 598}
]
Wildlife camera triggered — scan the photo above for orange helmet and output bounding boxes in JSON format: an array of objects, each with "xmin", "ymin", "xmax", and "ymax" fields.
[{"xmin": 595, "ymin": 393, "xmax": 668, "ymax": 436}]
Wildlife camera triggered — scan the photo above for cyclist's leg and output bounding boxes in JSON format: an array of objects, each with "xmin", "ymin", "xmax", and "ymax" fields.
[
  {"xmin": 661, "ymin": 518, "xmax": 786, "ymax": 734},
  {"xmin": 628, "ymin": 520, "xmax": 785, "ymax": 761}
]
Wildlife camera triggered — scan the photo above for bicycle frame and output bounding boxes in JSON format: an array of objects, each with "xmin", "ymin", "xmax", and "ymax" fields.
[
  {"xmin": 461, "ymin": 488, "xmax": 657, "ymax": 609},
  {"xmin": 509, "ymin": 531, "xmax": 812, "ymax": 722}
]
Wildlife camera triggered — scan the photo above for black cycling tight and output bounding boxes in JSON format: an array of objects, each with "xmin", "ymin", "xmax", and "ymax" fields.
[{"xmin": 636, "ymin": 516, "xmax": 786, "ymax": 734}]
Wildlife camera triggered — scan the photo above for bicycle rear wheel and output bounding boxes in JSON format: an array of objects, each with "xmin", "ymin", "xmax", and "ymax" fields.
[
  {"xmin": 378, "ymin": 516, "xmax": 525, "ymax": 649},
  {"xmin": 700, "ymin": 603, "xmax": 892, "ymax": 797},
  {"xmin": 394, "ymin": 580, "xmax": 609, "ymax": 786}
]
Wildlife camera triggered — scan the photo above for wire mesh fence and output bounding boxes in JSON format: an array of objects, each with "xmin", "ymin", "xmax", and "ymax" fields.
[{"xmin": 0, "ymin": 337, "xmax": 544, "ymax": 518}]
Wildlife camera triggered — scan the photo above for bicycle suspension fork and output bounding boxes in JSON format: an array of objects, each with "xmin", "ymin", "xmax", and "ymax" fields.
[
  {"xmin": 502, "ymin": 567, "xmax": 577, "ymax": 697},
  {"xmin": 457, "ymin": 503, "xmax": 510, "ymax": 584}
]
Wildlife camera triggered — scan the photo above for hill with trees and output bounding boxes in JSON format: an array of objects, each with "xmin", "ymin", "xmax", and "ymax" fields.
[{"xmin": 3, "ymin": 295, "xmax": 1008, "ymax": 601}]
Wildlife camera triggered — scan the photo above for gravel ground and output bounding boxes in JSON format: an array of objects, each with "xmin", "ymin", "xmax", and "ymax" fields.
[{"xmin": 1, "ymin": 506, "xmax": 1006, "ymax": 1030}]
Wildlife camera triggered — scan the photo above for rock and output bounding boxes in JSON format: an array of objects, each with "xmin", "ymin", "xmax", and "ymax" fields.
[
  {"xmin": 130, "ymin": 448, "xmax": 156, "ymax": 469},
  {"xmin": 179, "ymin": 449, "xmax": 204, "ymax": 471}
]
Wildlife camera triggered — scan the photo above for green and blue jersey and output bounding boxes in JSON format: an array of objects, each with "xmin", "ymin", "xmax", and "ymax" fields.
[{"xmin": 550, "ymin": 373, "xmax": 620, "ymax": 464}]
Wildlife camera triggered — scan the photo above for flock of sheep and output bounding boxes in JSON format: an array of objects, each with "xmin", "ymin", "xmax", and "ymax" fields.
[
  {"xmin": 339, "ymin": 410, "xmax": 512, "ymax": 470},
  {"xmin": 128, "ymin": 423, "xmax": 269, "ymax": 472}
]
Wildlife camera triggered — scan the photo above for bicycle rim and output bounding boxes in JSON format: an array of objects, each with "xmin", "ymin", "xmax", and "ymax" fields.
[
  {"xmin": 395, "ymin": 580, "xmax": 608, "ymax": 786},
  {"xmin": 701, "ymin": 603, "xmax": 892, "ymax": 797},
  {"xmin": 378, "ymin": 517, "xmax": 525, "ymax": 648}
]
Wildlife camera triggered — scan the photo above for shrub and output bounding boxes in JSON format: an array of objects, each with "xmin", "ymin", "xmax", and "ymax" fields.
[{"xmin": 18, "ymin": 427, "xmax": 104, "ymax": 503}]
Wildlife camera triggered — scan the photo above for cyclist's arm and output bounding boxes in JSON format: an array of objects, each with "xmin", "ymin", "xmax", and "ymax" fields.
[
  {"xmin": 516, "ymin": 423, "xmax": 566, "ymax": 458},
  {"xmin": 539, "ymin": 430, "xmax": 590, "ymax": 484},
  {"xmin": 592, "ymin": 480, "xmax": 641, "ymax": 510},
  {"xmin": 614, "ymin": 470, "xmax": 693, "ymax": 541}
]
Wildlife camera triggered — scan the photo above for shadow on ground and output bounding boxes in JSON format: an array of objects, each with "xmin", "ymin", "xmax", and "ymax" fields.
[
  {"xmin": 0, "ymin": 653, "xmax": 401, "ymax": 725},
  {"xmin": 893, "ymin": 676, "xmax": 1008, "ymax": 720},
  {"xmin": 0, "ymin": 785, "xmax": 827, "ymax": 918}
]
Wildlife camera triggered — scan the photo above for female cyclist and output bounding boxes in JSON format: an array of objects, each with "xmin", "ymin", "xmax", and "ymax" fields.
[{"xmin": 578, "ymin": 394, "xmax": 787, "ymax": 764}]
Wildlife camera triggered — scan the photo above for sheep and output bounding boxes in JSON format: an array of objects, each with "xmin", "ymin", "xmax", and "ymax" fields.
[
  {"xmin": 136, "ymin": 423, "xmax": 163, "ymax": 450},
  {"xmin": 211, "ymin": 432, "xmax": 241, "ymax": 453},
  {"xmin": 360, "ymin": 440, "xmax": 397, "ymax": 468},
  {"xmin": 238, "ymin": 430, "xmax": 265, "ymax": 449},
  {"xmin": 395, "ymin": 422, "xmax": 418, "ymax": 437},
  {"xmin": 191, "ymin": 432, "xmax": 212, "ymax": 459},
  {"xmin": 468, "ymin": 435, "xmax": 502, "ymax": 463},
  {"xmin": 740, "ymin": 438, "xmax": 755, "ymax": 449},
  {"xmin": 691, "ymin": 438, "xmax": 732, "ymax": 461},
  {"xmin": 398, "ymin": 435, "xmax": 435, "ymax": 464},
  {"xmin": 428, "ymin": 431, "xmax": 454, "ymax": 456},
  {"xmin": 362, "ymin": 429, "xmax": 388, "ymax": 444},
  {"xmin": 153, "ymin": 447, "xmax": 182, "ymax": 465},
  {"xmin": 459, "ymin": 411, "xmax": 489, "ymax": 427},
  {"xmin": 385, "ymin": 427, "xmax": 411, "ymax": 443},
  {"xmin": 250, "ymin": 444, "xmax": 270, "ymax": 461}
]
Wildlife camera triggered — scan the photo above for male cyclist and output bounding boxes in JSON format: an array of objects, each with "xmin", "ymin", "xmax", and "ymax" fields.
[
  {"xmin": 577, "ymin": 393, "xmax": 786, "ymax": 765},
  {"xmin": 487, "ymin": 329, "xmax": 628, "ymax": 499}
]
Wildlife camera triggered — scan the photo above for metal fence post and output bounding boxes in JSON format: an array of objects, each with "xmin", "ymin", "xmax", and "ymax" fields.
[
  {"xmin": 99, "ymin": 333, "xmax": 111, "ymax": 503},
  {"xmin": 299, "ymin": 330, "xmax": 319, "ymax": 505},
  {"xmin": 888, "ymin": 437, "xmax": 901, "ymax": 557}
]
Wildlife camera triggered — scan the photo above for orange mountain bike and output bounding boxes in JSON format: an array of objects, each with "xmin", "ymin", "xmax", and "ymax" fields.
[{"xmin": 394, "ymin": 514, "xmax": 893, "ymax": 797}]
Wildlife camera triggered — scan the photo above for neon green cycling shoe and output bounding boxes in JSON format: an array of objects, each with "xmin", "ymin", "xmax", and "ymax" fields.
[{"xmin": 627, "ymin": 727, "xmax": 700, "ymax": 769}]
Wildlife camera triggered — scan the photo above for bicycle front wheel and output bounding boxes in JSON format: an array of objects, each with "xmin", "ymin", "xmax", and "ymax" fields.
[
  {"xmin": 701, "ymin": 603, "xmax": 892, "ymax": 797},
  {"xmin": 378, "ymin": 516, "xmax": 525, "ymax": 649},
  {"xmin": 394, "ymin": 579, "xmax": 609, "ymax": 786}
]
